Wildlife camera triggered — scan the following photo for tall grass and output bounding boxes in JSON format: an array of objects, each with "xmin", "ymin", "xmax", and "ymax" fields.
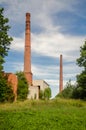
[{"xmin": 0, "ymin": 99, "xmax": 86, "ymax": 130}]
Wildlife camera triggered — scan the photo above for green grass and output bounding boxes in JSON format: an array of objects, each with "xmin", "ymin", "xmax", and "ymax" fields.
[{"xmin": 0, "ymin": 99, "xmax": 86, "ymax": 130}]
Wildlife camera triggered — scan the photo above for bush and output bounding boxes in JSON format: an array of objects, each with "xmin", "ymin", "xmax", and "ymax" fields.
[
  {"xmin": 39, "ymin": 90, "xmax": 44, "ymax": 99},
  {"xmin": 39, "ymin": 87, "xmax": 51, "ymax": 100},
  {"xmin": 44, "ymin": 88, "xmax": 51, "ymax": 100}
]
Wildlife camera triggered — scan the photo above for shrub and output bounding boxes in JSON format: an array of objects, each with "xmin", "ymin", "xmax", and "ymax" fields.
[
  {"xmin": 39, "ymin": 87, "xmax": 51, "ymax": 100},
  {"xmin": 39, "ymin": 90, "xmax": 44, "ymax": 99},
  {"xmin": 44, "ymin": 87, "xmax": 51, "ymax": 100}
]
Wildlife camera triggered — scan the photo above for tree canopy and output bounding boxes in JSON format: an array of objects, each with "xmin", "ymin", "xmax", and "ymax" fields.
[
  {"xmin": 77, "ymin": 41, "xmax": 86, "ymax": 69},
  {"xmin": 0, "ymin": 8, "xmax": 13, "ymax": 72},
  {"xmin": 75, "ymin": 41, "xmax": 86, "ymax": 100}
]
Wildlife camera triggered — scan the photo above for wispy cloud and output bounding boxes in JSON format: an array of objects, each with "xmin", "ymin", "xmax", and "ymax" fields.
[{"xmin": 11, "ymin": 32, "xmax": 85, "ymax": 61}]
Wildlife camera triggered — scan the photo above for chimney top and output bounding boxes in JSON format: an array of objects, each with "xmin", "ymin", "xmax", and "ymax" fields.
[{"xmin": 26, "ymin": 13, "xmax": 30, "ymax": 17}]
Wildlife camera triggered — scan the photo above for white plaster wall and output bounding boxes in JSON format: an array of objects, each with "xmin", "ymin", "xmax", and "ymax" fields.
[
  {"xmin": 27, "ymin": 86, "xmax": 39, "ymax": 99},
  {"xmin": 33, "ymin": 80, "xmax": 49, "ymax": 91}
]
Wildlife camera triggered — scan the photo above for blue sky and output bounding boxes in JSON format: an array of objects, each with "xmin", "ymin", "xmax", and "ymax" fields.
[{"xmin": 0, "ymin": 0, "xmax": 86, "ymax": 98}]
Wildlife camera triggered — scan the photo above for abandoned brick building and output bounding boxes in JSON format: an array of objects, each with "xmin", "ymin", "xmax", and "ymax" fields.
[{"xmin": 4, "ymin": 12, "xmax": 63, "ymax": 100}]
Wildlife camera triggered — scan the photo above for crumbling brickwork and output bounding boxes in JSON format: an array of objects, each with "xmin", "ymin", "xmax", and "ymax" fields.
[{"xmin": 4, "ymin": 73, "xmax": 18, "ymax": 101}]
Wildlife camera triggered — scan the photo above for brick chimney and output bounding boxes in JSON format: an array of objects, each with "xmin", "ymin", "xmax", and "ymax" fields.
[
  {"xmin": 24, "ymin": 13, "xmax": 32, "ymax": 85},
  {"xmin": 59, "ymin": 54, "xmax": 63, "ymax": 92}
]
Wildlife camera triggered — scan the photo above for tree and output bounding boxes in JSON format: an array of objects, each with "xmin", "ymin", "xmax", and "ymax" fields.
[
  {"xmin": 75, "ymin": 41, "xmax": 86, "ymax": 100},
  {"xmin": 76, "ymin": 41, "xmax": 86, "ymax": 69},
  {"xmin": 16, "ymin": 71, "xmax": 28, "ymax": 100},
  {"xmin": 0, "ymin": 8, "xmax": 13, "ymax": 72},
  {"xmin": 0, "ymin": 8, "xmax": 14, "ymax": 102}
]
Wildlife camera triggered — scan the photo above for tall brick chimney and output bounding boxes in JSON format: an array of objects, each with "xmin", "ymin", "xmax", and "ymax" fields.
[
  {"xmin": 59, "ymin": 54, "xmax": 63, "ymax": 92},
  {"xmin": 24, "ymin": 13, "xmax": 32, "ymax": 85}
]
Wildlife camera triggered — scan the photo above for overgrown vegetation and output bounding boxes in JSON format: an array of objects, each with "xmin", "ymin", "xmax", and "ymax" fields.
[
  {"xmin": 0, "ymin": 74, "xmax": 14, "ymax": 102},
  {"xmin": 0, "ymin": 99, "xmax": 86, "ymax": 130},
  {"xmin": 16, "ymin": 71, "xmax": 28, "ymax": 101},
  {"xmin": 39, "ymin": 87, "xmax": 51, "ymax": 100}
]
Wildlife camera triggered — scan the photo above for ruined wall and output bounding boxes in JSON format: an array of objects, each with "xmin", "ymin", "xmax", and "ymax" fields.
[{"xmin": 5, "ymin": 73, "xmax": 18, "ymax": 101}]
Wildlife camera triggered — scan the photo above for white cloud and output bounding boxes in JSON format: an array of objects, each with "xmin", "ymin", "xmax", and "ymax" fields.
[
  {"xmin": 11, "ymin": 32, "xmax": 85, "ymax": 61},
  {"xmin": 2, "ymin": 0, "xmax": 85, "ymax": 62},
  {"xmin": 1, "ymin": 0, "xmax": 84, "ymax": 33},
  {"xmin": 32, "ymin": 32, "xmax": 85, "ymax": 61},
  {"xmin": 10, "ymin": 37, "xmax": 24, "ymax": 51}
]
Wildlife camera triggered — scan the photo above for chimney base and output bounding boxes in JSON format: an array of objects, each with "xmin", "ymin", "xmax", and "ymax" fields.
[{"xmin": 24, "ymin": 72, "xmax": 33, "ymax": 86}]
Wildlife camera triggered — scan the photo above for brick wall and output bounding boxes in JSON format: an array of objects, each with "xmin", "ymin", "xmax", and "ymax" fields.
[{"xmin": 5, "ymin": 73, "xmax": 18, "ymax": 101}]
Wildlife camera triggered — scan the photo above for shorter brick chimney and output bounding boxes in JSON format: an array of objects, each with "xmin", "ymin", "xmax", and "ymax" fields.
[{"xmin": 59, "ymin": 54, "xmax": 63, "ymax": 92}]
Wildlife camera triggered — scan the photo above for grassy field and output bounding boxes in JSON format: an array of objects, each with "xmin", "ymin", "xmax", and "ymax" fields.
[{"xmin": 0, "ymin": 99, "xmax": 86, "ymax": 130}]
